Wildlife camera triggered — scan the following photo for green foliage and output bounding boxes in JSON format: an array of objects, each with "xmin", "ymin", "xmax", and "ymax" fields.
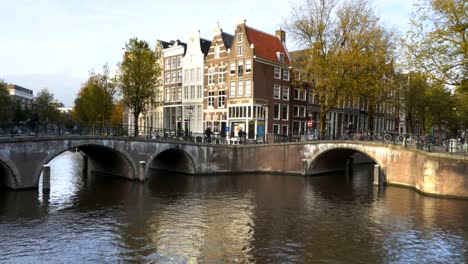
[
  {"xmin": 284, "ymin": 0, "xmax": 396, "ymax": 135},
  {"xmin": 34, "ymin": 88, "xmax": 63, "ymax": 123},
  {"xmin": 405, "ymin": 0, "xmax": 466, "ymax": 90},
  {"xmin": 74, "ymin": 64, "xmax": 116, "ymax": 124},
  {"xmin": 117, "ymin": 38, "xmax": 161, "ymax": 136},
  {"xmin": 0, "ymin": 80, "xmax": 13, "ymax": 122}
]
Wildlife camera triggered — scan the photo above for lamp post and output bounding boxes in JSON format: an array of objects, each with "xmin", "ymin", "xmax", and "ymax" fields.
[
  {"xmin": 187, "ymin": 105, "xmax": 194, "ymax": 140},
  {"xmin": 262, "ymin": 103, "xmax": 269, "ymax": 143}
]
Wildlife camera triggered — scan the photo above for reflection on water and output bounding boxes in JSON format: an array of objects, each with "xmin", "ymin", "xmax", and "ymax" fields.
[{"xmin": 0, "ymin": 151, "xmax": 467, "ymax": 263}]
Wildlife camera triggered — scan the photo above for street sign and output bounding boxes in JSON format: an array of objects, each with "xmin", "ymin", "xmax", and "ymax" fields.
[{"xmin": 307, "ymin": 120, "xmax": 313, "ymax": 127}]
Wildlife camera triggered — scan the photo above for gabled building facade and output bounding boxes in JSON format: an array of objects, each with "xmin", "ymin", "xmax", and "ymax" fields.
[
  {"xmin": 182, "ymin": 29, "xmax": 211, "ymax": 136},
  {"xmin": 224, "ymin": 21, "xmax": 292, "ymax": 142},
  {"xmin": 162, "ymin": 40, "xmax": 186, "ymax": 131},
  {"xmin": 203, "ymin": 23, "xmax": 233, "ymax": 137}
]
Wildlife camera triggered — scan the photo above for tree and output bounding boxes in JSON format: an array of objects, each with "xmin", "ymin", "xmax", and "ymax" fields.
[
  {"xmin": 0, "ymin": 80, "xmax": 12, "ymax": 122},
  {"xmin": 110, "ymin": 100, "xmax": 125, "ymax": 125},
  {"xmin": 405, "ymin": 0, "xmax": 466, "ymax": 92},
  {"xmin": 117, "ymin": 38, "xmax": 161, "ymax": 136},
  {"xmin": 74, "ymin": 64, "xmax": 116, "ymax": 124},
  {"xmin": 34, "ymin": 88, "xmax": 63, "ymax": 123},
  {"xmin": 284, "ymin": 0, "xmax": 396, "ymax": 136}
]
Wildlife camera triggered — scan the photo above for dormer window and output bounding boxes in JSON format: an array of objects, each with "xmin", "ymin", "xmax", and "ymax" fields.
[
  {"xmin": 237, "ymin": 33, "xmax": 243, "ymax": 42},
  {"xmin": 277, "ymin": 52, "xmax": 285, "ymax": 63}
]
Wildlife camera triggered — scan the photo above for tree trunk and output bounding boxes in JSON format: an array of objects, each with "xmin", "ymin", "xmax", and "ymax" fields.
[
  {"xmin": 319, "ymin": 105, "xmax": 327, "ymax": 139},
  {"xmin": 367, "ymin": 106, "xmax": 375, "ymax": 132},
  {"xmin": 133, "ymin": 111, "xmax": 139, "ymax": 137}
]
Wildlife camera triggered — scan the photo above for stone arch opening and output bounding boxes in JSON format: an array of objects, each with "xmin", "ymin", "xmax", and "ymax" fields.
[
  {"xmin": 307, "ymin": 148, "xmax": 377, "ymax": 175},
  {"xmin": 35, "ymin": 144, "xmax": 136, "ymax": 186},
  {"xmin": 149, "ymin": 148, "xmax": 195, "ymax": 175},
  {"xmin": 0, "ymin": 159, "xmax": 19, "ymax": 189}
]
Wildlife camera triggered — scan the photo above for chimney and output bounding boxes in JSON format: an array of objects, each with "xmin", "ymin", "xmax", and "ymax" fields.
[{"xmin": 275, "ymin": 29, "xmax": 286, "ymax": 45}]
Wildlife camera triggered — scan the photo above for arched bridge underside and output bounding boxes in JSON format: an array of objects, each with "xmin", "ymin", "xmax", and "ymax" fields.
[{"xmin": 0, "ymin": 137, "xmax": 467, "ymax": 198}]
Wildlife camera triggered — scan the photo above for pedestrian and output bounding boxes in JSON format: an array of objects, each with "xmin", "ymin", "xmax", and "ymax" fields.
[{"xmin": 204, "ymin": 127, "xmax": 212, "ymax": 143}]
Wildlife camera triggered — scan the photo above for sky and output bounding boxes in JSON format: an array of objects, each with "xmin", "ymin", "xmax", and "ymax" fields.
[{"xmin": 0, "ymin": 0, "xmax": 414, "ymax": 107}]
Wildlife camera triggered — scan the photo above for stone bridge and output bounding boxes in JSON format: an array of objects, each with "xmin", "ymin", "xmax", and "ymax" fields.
[{"xmin": 0, "ymin": 137, "xmax": 467, "ymax": 198}]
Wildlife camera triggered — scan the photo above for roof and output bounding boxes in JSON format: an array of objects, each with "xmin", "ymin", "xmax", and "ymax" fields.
[
  {"xmin": 244, "ymin": 26, "xmax": 290, "ymax": 65},
  {"xmin": 221, "ymin": 32, "xmax": 234, "ymax": 49},
  {"xmin": 200, "ymin": 38, "xmax": 212, "ymax": 57},
  {"xmin": 158, "ymin": 40, "xmax": 172, "ymax": 49}
]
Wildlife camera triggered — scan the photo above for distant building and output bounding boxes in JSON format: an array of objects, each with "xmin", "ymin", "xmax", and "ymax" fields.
[{"xmin": 6, "ymin": 84, "xmax": 34, "ymax": 110}]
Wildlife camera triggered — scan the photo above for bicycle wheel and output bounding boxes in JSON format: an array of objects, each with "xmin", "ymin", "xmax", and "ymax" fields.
[
  {"xmin": 383, "ymin": 134, "xmax": 392, "ymax": 142},
  {"xmin": 396, "ymin": 135, "xmax": 405, "ymax": 143},
  {"xmin": 372, "ymin": 134, "xmax": 380, "ymax": 141}
]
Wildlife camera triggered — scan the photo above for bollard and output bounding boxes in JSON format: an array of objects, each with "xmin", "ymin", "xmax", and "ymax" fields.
[
  {"xmin": 82, "ymin": 154, "xmax": 88, "ymax": 179},
  {"xmin": 42, "ymin": 165, "xmax": 50, "ymax": 191},
  {"xmin": 139, "ymin": 161, "xmax": 146, "ymax": 182},
  {"xmin": 403, "ymin": 136, "xmax": 406, "ymax": 147}
]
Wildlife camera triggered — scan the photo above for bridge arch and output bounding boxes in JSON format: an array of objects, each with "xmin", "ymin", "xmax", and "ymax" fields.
[
  {"xmin": 146, "ymin": 146, "xmax": 196, "ymax": 177},
  {"xmin": 306, "ymin": 145, "xmax": 382, "ymax": 175},
  {"xmin": 0, "ymin": 158, "xmax": 21, "ymax": 189},
  {"xmin": 32, "ymin": 143, "xmax": 137, "ymax": 186}
]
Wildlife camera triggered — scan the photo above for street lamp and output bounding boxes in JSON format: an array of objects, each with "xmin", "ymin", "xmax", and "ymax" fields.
[
  {"xmin": 187, "ymin": 105, "xmax": 194, "ymax": 140},
  {"xmin": 262, "ymin": 103, "xmax": 269, "ymax": 143}
]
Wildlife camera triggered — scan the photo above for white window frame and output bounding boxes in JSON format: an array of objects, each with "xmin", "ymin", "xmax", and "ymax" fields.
[
  {"xmin": 245, "ymin": 79, "xmax": 251, "ymax": 96},
  {"xmin": 218, "ymin": 66, "xmax": 226, "ymax": 83},
  {"xmin": 245, "ymin": 60, "xmax": 252, "ymax": 73},
  {"xmin": 282, "ymin": 104, "xmax": 289, "ymax": 120},
  {"xmin": 230, "ymin": 81, "xmax": 236, "ymax": 97},
  {"xmin": 208, "ymin": 67, "xmax": 215, "ymax": 85},
  {"xmin": 237, "ymin": 33, "xmax": 243, "ymax": 42},
  {"xmin": 273, "ymin": 103, "xmax": 280, "ymax": 120},
  {"xmin": 237, "ymin": 79, "xmax": 243, "ymax": 97},
  {"xmin": 282, "ymin": 86, "xmax": 289, "ymax": 101},
  {"xmin": 230, "ymin": 62, "xmax": 236, "ymax": 75},
  {"xmin": 218, "ymin": 90, "xmax": 225, "ymax": 108},
  {"xmin": 273, "ymin": 84, "xmax": 281, "ymax": 99},
  {"xmin": 274, "ymin": 67, "xmax": 281, "ymax": 79},
  {"xmin": 283, "ymin": 69, "xmax": 290, "ymax": 81},
  {"xmin": 293, "ymin": 105, "xmax": 299, "ymax": 117},
  {"xmin": 237, "ymin": 45, "xmax": 243, "ymax": 56},
  {"xmin": 208, "ymin": 91, "xmax": 215, "ymax": 107}
]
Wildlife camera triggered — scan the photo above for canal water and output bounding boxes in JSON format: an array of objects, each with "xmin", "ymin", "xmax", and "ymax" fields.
[{"xmin": 0, "ymin": 151, "xmax": 467, "ymax": 263}]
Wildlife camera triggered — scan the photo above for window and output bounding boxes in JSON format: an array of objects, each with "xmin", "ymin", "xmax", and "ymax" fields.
[
  {"xmin": 208, "ymin": 91, "xmax": 215, "ymax": 107},
  {"xmin": 274, "ymin": 67, "xmax": 281, "ymax": 79},
  {"xmin": 282, "ymin": 125, "xmax": 288, "ymax": 135},
  {"xmin": 293, "ymin": 121, "xmax": 300, "ymax": 135},
  {"xmin": 230, "ymin": 62, "xmax": 236, "ymax": 75},
  {"xmin": 190, "ymin": 85, "xmax": 195, "ymax": 98},
  {"xmin": 294, "ymin": 88, "xmax": 300, "ymax": 100},
  {"xmin": 218, "ymin": 90, "xmax": 225, "ymax": 108},
  {"xmin": 245, "ymin": 79, "xmax": 251, "ymax": 96},
  {"xmin": 283, "ymin": 69, "xmax": 289, "ymax": 80},
  {"xmin": 177, "ymin": 71, "xmax": 182, "ymax": 83},
  {"xmin": 300, "ymin": 89, "xmax": 307, "ymax": 101},
  {"xmin": 208, "ymin": 67, "xmax": 215, "ymax": 85},
  {"xmin": 274, "ymin": 84, "xmax": 281, "ymax": 99},
  {"xmin": 245, "ymin": 60, "xmax": 251, "ymax": 73},
  {"xmin": 214, "ymin": 44, "xmax": 220, "ymax": 58},
  {"xmin": 196, "ymin": 68, "xmax": 201, "ymax": 81},
  {"xmin": 237, "ymin": 33, "xmax": 243, "ymax": 42},
  {"xmin": 282, "ymin": 104, "xmax": 289, "ymax": 120},
  {"xmin": 273, "ymin": 103, "xmax": 280, "ymax": 120},
  {"xmin": 230, "ymin": 81, "xmax": 235, "ymax": 97},
  {"xmin": 165, "ymin": 59, "xmax": 170, "ymax": 70},
  {"xmin": 184, "ymin": 69, "xmax": 189, "ymax": 82},
  {"xmin": 293, "ymin": 106, "xmax": 299, "ymax": 117},
  {"xmin": 177, "ymin": 57, "xmax": 182, "ymax": 68},
  {"xmin": 190, "ymin": 69, "xmax": 195, "ymax": 81},
  {"xmin": 218, "ymin": 66, "xmax": 226, "ymax": 83},
  {"xmin": 197, "ymin": 85, "xmax": 202, "ymax": 98},
  {"xmin": 273, "ymin": 124, "xmax": 280, "ymax": 134},
  {"xmin": 277, "ymin": 52, "xmax": 284, "ymax": 63},
  {"xmin": 282, "ymin": 86, "xmax": 289, "ymax": 100},
  {"xmin": 171, "ymin": 57, "xmax": 177, "ymax": 69},
  {"xmin": 237, "ymin": 45, "xmax": 243, "ymax": 56},
  {"xmin": 237, "ymin": 60, "xmax": 243, "ymax": 77},
  {"xmin": 183, "ymin": 86, "xmax": 188, "ymax": 99},
  {"xmin": 171, "ymin": 87, "xmax": 176, "ymax": 101},
  {"xmin": 165, "ymin": 88, "xmax": 170, "ymax": 102},
  {"xmin": 300, "ymin": 106, "xmax": 306, "ymax": 117},
  {"xmin": 165, "ymin": 73, "xmax": 170, "ymax": 84},
  {"xmin": 171, "ymin": 72, "xmax": 176, "ymax": 83},
  {"xmin": 237, "ymin": 80, "xmax": 243, "ymax": 96},
  {"xmin": 177, "ymin": 86, "xmax": 182, "ymax": 100}
]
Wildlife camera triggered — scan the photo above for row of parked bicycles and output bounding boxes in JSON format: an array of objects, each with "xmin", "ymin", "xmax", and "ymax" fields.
[{"xmin": 337, "ymin": 130, "xmax": 468, "ymax": 151}]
